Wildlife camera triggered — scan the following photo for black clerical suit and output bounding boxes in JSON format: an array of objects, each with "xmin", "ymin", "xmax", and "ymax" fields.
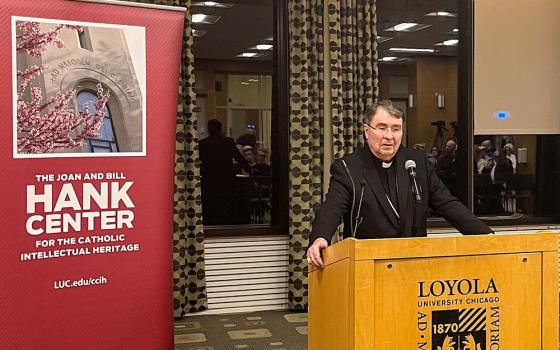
[{"xmin": 310, "ymin": 146, "xmax": 492, "ymax": 244}]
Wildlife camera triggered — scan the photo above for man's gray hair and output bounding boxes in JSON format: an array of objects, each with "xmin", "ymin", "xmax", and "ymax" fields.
[{"xmin": 363, "ymin": 100, "xmax": 405, "ymax": 124}]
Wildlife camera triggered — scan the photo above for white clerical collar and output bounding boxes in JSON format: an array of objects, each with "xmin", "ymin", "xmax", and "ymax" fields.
[{"xmin": 382, "ymin": 161, "xmax": 393, "ymax": 168}]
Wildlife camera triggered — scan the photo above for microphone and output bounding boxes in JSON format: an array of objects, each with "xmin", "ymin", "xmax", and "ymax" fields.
[
  {"xmin": 352, "ymin": 180, "xmax": 366, "ymax": 237},
  {"xmin": 404, "ymin": 160, "xmax": 422, "ymax": 203},
  {"xmin": 342, "ymin": 159, "xmax": 356, "ymax": 234},
  {"xmin": 341, "ymin": 160, "xmax": 356, "ymax": 236}
]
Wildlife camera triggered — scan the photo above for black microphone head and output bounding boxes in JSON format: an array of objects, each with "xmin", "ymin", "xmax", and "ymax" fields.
[
  {"xmin": 404, "ymin": 160, "xmax": 417, "ymax": 170},
  {"xmin": 360, "ymin": 179, "xmax": 367, "ymax": 187}
]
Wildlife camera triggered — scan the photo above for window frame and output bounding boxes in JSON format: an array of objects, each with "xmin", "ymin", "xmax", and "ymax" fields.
[
  {"xmin": 203, "ymin": 0, "xmax": 289, "ymax": 237},
  {"xmin": 77, "ymin": 89, "xmax": 120, "ymax": 153},
  {"xmin": 450, "ymin": 0, "xmax": 560, "ymax": 228}
]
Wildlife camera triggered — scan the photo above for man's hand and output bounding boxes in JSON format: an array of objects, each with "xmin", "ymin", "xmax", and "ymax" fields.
[{"xmin": 306, "ymin": 238, "xmax": 328, "ymax": 269}]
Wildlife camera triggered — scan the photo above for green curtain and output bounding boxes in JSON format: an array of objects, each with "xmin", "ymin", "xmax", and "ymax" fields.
[
  {"xmin": 287, "ymin": 0, "xmax": 378, "ymax": 310},
  {"xmin": 124, "ymin": 0, "xmax": 208, "ymax": 316}
]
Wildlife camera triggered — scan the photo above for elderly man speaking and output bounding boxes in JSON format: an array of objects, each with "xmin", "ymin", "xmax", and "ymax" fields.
[{"xmin": 307, "ymin": 100, "xmax": 492, "ymax": 269}]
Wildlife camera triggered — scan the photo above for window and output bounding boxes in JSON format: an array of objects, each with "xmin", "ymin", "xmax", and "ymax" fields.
[
  {"xmin": 378, "ymin": 0, "xmax": 560, "ymax": 226},
  {"xmin": 77, "ymin": 90, "xmax": 119, "ymax": 153},
  {"xmin": 193, "ymin": 0, "xmax": 288, "ymax": 234},
  {"xmin": 77, "ymin": 28, "xmax": 92, "ymax": 51}
]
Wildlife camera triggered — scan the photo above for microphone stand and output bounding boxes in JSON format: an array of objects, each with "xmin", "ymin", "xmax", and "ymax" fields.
[{"xmin": 411, "ymin": 199, "xmax": 418, "ymax": 236}]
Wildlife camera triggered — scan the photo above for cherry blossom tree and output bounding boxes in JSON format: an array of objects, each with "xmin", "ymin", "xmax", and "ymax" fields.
[{"xmin": 16, "ymin": 21, "xmax": 109, "ymax": 154}]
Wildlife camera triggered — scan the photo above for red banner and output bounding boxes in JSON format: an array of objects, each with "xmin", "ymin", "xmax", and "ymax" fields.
[{"xmin": 0, "ymin": 1, "xmax": 184, "ymax": 348}]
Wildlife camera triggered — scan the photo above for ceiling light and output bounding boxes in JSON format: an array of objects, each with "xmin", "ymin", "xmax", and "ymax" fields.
[
  {"xmin": 425, "ymin": 11, "xmax": 457, "ymax": 17},
  {"xmin": 453, "ymin": 28, "xmax": 459, "ymax": 32},
  {"xmin": 241, "ymin": 82, "xmax": 250, "ymax": 85},
  {"xmin": 436, "ymin": 39, "xmax": 459, "ymax": 46},
  {"xmin": 238, "ymin": 52, "xmax": 258, "ymax": 58},
  {"xmin": 256, "ymin": 44, "xmax": 273, "ymax": 50},
  {"xmin": 380, "ymin": 57, "xmax": 398, "ymax": 62},
  {"xmin": 376, "ymin": 36, "xmax": 393, "ymax": 43},
  {"xmin": 192, "ymin": 29, "xmax": 207, "ymax": 37},
  {"xmin": 248, "ymin": 78, "xmax": 259, "ymax": 82},
  {"xmin": 385, "ymin": 23, "xmax": 431, "ymax": 32},
  {"xmin": 192, "ymin": 14, "xmax": 206, "ymax": 23},
  {"xmin": 389, "ymin": 47, "xmax": 435, "ymax": 53},
  {"xmin": 192, "ymin": 14, "xmax": 221, "ymax": 24},
  {"xmin": 192, "ymin": 1, "xmax": 234, "ymax": 8},
  {"xmin": 443, "ymin": 39, "xmax": 459, "ymax": 46},
  {"xmin": 393, "ymin": 23, "xmax": 417, "ymax": 31}
]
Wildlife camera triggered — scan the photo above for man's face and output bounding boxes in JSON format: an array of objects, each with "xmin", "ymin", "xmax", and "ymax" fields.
[
  {"xmin": 445, "ymin": 140, "xmax": 457, "ymax": 153},
  {"xmin": 431, "ymin": 147, "xmax": 439, "ymax": 156},
  {"xmin": 257, "ymin": 150, "xmax": 267, "ymax": 163},
  {"xmin": 243, "ymin": 149, "xmax": 255, "ymax": 163},
  {"xmin": 364, "ymin": 108, "xmax": 403, "ymax": 161}
]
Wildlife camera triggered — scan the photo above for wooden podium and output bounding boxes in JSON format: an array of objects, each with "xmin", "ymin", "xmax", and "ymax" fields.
[{"xmin": 308, "ymin": 232, "xmax": 558, "ymax": 350}]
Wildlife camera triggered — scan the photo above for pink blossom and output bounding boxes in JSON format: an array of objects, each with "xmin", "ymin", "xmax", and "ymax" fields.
[{"xmin": 16, "ymin": 21, "xmax": 108, "ymax": 154}]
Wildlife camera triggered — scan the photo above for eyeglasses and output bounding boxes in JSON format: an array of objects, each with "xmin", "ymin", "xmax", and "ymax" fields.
[{"xmin": 364, "ymin": 123, "xmax": 403, "ymax": 136}]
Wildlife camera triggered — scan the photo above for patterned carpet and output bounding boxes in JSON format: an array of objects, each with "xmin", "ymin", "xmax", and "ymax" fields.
[{"xmin": 174, "ymin": 310, "xmax": 308, "ymax": 350}]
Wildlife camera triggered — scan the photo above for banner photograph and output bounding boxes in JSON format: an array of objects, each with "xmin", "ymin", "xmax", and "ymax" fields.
[
  {"xmin": 13, "ymin": 16, "xmax": 146, "ymax": 157},
  {"xmin": 0, "ymin": 1, "xmax": 185, "ymax": 349}
]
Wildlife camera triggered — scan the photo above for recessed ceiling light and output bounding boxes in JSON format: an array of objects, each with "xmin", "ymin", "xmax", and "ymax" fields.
[
  {"xmin": 241, "ymin": 82, "xmax": 250, "ymax": 85},
  {"xmin": 376, "ymin": 36, "xmax": 393, "ymax": 43},
  {"xmin": 453, "ymin": 28, "xmax": 459, "ymax": 32},
  {"xmin": 394, "ymin": 23, "xmax": 417, "ymax": 31},
  {"xmin": 385, "ymin": 22, "xmax": 431, "ymax": 32},
  {"xmin": 248, "ymin": 78, "xmax": 259, "ymax": 82},
  {"xmin": 192, "ymin": 14, "xmax": 221, "ymax": 24},
  {"xmin": 438, "ymin": 39, "xmax": 459, "ymax": 46},
  {"xmin": 380, "ymin": 57, "xmax": 398, "ymax": 62},
  {"xmin": 424, "ymin": 11, "xmax": 457, "ymax": 17},
  {"xmin": 192, "ymin": 1, "xmax": 234, "ymax": 8},
  {"xmin": 192, "ymin": 29, "xmax": 207, "ymax": 37},
  {"xmin": 426, "ymin": 11, "xmax": 457, "ymax": 17},
  {"xmin": 389, "ymin": 47, "xmax": 435, "ymax": 53},
  {"xmin": 238, "ymin": 52, "xmax": 258, "ymax": 58},
  {"xmin": 255, "ymin": 44, "xmax": 273, "ymax": 50}
]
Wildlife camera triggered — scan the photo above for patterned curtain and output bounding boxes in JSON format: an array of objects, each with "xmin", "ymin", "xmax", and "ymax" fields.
[
  {"xmin": 329, "ymin": 0, "xmax": 378, "ymax": 157},
  {"xmin": 288, "ymin": 0, "xmax": 378, "ymax": 310},
  {"xmin": 288, "ymin": 0, "xmax": 325, "ymax": 310},
  {"xmin": 124, "ymin": 0, "xmax": 207, "ymax": 316}
]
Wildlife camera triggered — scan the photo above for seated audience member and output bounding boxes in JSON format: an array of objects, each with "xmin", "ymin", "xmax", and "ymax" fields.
[
  {"xmin": 477, "ymin": 139, "xmax": 496, "ymax": 176},
  {"xmin": 436, "ymin": 139, "xmax": 458, "ymax": 196},
  {"xmin": 237, "ymin": 127, "xmax": 257, "ymax": 149},
  {"xmin": 504, "ymin": 143, "xmax": 517, "ymax": 173},
  {"xmin": 494, "ymin": 148, "xmax": 514, "ymax": 183},
  {"xmin": 427, "ymin": 146, "xmax": 439, "ymax": 168},
  {"xmin": 242, "ymin": 145, "xmax": 257, "ymax": 166},
  {"xmin": 254, "ymin": 147, "xmax": 271, "ymax": 177}
]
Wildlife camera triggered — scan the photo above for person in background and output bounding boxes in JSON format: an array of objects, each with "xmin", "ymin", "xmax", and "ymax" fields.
[
  {"xmin": 254, "ymin": 147, "xmax": 271, "ymax": 177},
  {"xmin": 477, "ymin": 139, "xmax": 496, "ymax": 176},
  {"xmin": 237, "ymin": 126, "xmax": 257, "ymax": 149},
  {"xmin": 436, "ymin": 139, "xmax": 458, "ymax": 196},
  {"xmin": 427, "ymin": 146, "xmax": 439, "ymax": 168},
  {"xmin": 199, "ymin": 119, "xmax": 251, "ymax": 225},
  {"xmin": 242, "ymin": 145, "xmax": 257, "ymax": 167},
  {"xmin": 504, "ymin": 143, "xmax": 517, "ymax": 173}
]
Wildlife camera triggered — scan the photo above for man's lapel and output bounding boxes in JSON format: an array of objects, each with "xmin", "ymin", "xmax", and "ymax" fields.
[
  {"xmin": 359, "ymin": 148, "xmax": 400, "ymax": 230},
  {"xmin": 396, "ymin": 148, "xmax": 411, "ymax": 234}
]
